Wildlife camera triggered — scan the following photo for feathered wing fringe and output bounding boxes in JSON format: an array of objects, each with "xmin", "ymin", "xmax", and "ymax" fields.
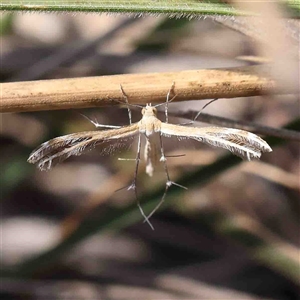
[
  {"xmin": 160, "ymin": 123, "xmax": 272, "ymax": 160},
  {"xmin": 28, "ymin": 124, "xmax": 139, "ymax": 171},
  {"xmin": 28, "ymin": 117, "xmax": 272, "ymax": 171}
]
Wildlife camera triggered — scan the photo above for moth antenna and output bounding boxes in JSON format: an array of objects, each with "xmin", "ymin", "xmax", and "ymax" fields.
[
  {"xmin": 111, "ymin": 98, "xmax": 143, "ymax": 108},
  {"xmin": 113, "ymin": 86, "xmax": 143, "ymax": 110},
  {"xmin": 154, "ymin": 82, "xmax": 177, "ymax": 124},
  {"xmin": 120, "ymin": 84, "xmax": 133, "ymax": 125},
  {"xmin": 165, "ymin": 81, "xmax": 175, "ymax": 124}
]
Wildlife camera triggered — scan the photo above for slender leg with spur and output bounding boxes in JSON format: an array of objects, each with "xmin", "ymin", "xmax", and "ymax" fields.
[
  {"xmin": 145, "ymin": 134, "xmax": 187, "ymax": 221},
  {"xmin": 128, "ymin": 134, "xmax": 154, "ymax": 230},
  {"xmin": 80, "ymin": 113, "xmax": 121, "ymax": 129}
]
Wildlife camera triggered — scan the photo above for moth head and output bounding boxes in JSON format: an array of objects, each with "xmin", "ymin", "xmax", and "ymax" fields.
[{"xmin": 142, "ymin": 104, "xmax": 157, "ymax": 116}]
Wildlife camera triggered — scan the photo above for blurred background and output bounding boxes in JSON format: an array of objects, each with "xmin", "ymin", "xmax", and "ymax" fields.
[{"xmin": 1, "ymin": 9, "xmax": 299, "ymax": 300}]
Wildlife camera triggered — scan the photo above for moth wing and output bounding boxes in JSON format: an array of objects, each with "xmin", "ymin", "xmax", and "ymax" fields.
[
  {"xmin": 160, "ymin": 123, "xmax": 272, "ymax": 160},
  {"xmin": 28, "ymin": 123, "xmax": 140, "ymax": 171}
]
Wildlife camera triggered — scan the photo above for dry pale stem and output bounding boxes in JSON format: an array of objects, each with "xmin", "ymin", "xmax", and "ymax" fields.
[{"xmin": 1, "ymin": 66, "xmax": 276, "ymax": 113}]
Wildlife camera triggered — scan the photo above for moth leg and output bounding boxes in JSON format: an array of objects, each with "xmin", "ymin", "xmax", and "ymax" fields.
[
  {"xmin": 181, "ymin": 98, "xmax": 219, "ymax": 126},
  {"xmin": 127, "ymin": 133, "xmax": 154, "ymax": 230},
  {"xmin": 165, "ymin": 81, "xmax": 177, "ymax": 123},
  {"xmin": 80, "ymin": 113, "xmax": 121, "ymax": 129},
  {"xmin": 118, "ymin": 158, "xmax": 136, "ymax": 161},
  {"xmin": 145, "ymin": 134, "xmax": 187, "ymax": 221},
  {"xmin": 165, "ymin": 154, "xmax": 185, "ymax": 158},
  {"xmin": 120, "ymin": 84, "xmax": 132, "ymax": 125}
]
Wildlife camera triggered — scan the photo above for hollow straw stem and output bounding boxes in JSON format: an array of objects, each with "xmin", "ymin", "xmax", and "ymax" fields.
[{"xmin": 1, "ymin": 66, "xmax": 280, "ymax": 113}]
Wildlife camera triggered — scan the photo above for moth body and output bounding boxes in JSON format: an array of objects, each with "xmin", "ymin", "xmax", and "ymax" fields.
[
  {"xmin": 144, "ymin": 132, "xmax": 161, "ymax": 177},
  {"xmin": 138, "ymin": 104, "xmax": 162, "ymax": 176},
  {"xmin": 138, "ymin": 104, "xmax": 161, "ymax": 136}
]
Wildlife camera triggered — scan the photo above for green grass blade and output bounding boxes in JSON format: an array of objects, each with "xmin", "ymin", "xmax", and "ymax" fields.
[
  {"xmin": 1, "ymin": 1, "xmax": 298, "ymax": 15},
  {"xmin": 0, "ymin": 0, "xmax": 249, "ymax": 16},
  {"xmin": 288, "ymin": 0, "xmax": 300, "ymax": 10}
]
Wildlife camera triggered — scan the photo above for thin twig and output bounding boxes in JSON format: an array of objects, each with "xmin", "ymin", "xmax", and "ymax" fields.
[
  {"xmin": 168, "ymin": 111, "xmax": 300, "ymax": 142},
  {"xmin": 1, "ymin": 66, "xmax": 278, "ymax": 113}
]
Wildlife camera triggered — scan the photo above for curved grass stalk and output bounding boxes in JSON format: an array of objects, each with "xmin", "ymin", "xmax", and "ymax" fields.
[{"xmin": 1, "ymin": 0, "xmax": 243, "ymax": 16}]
